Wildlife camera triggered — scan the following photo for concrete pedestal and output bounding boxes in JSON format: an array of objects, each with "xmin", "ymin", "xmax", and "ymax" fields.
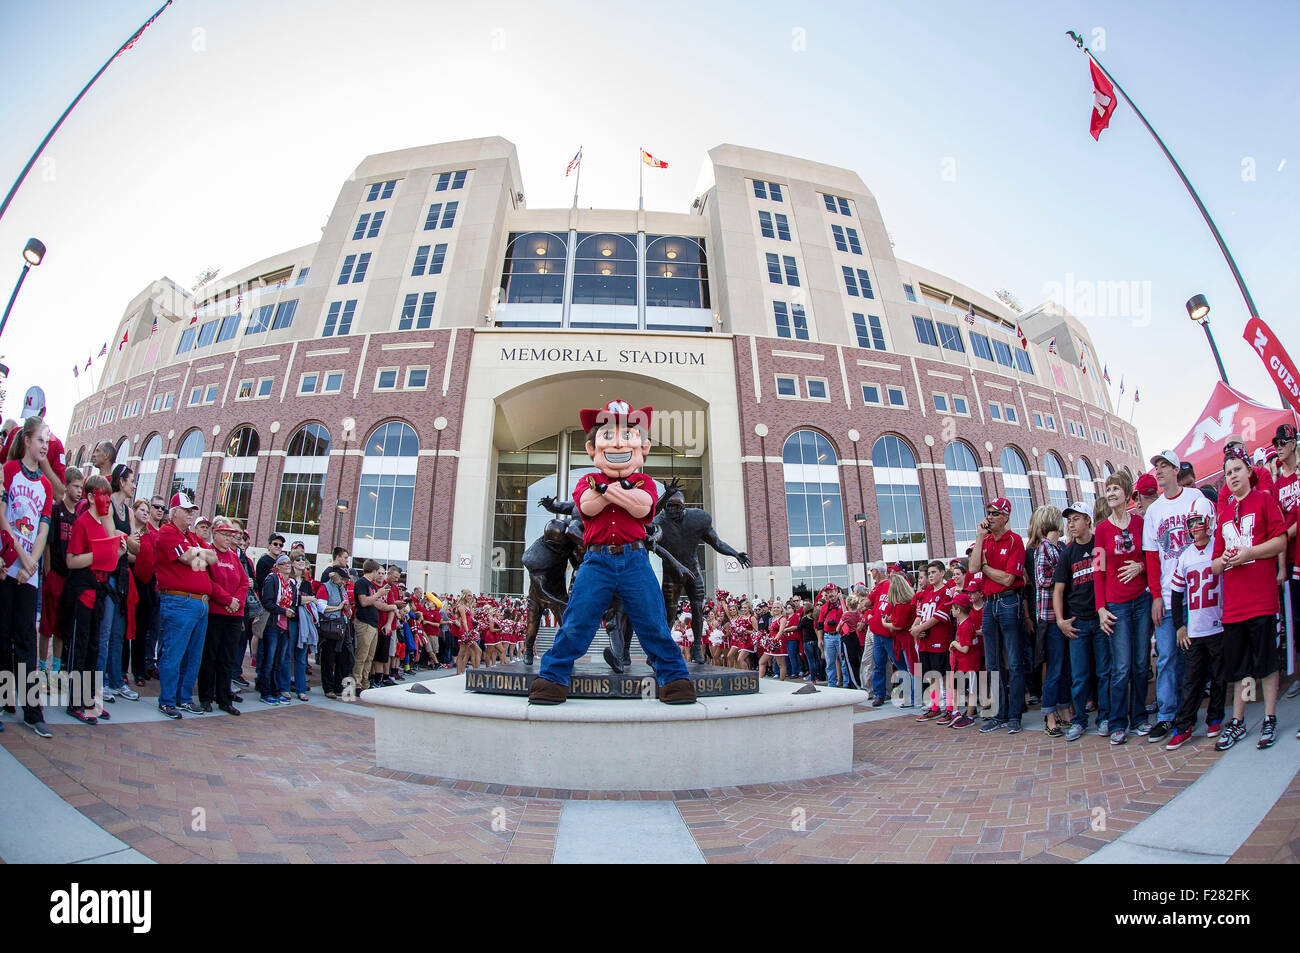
[{"xmin": 365, "ymin": 677, "xmax": 868, "ymax": 791}]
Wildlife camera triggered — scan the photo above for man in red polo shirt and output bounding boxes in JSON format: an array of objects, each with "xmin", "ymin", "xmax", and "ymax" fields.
[
  {"xmin": 865, "ymin": 561, "xmax": 891, "ymax": 705},
  {"xmin": 154, "ymin": 492, "xmax": 217, "ymax": 719},
  {"xmin": 971, "ymin": 496, "xmax": 1027, "ymax": 733},
  {"xmin": 529, "ymin": 399, "xmax": 694, "ymax": 705}
]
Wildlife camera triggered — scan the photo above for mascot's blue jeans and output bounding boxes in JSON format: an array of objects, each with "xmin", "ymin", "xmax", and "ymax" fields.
[{"xmin": 539, "ymin": 546, "xmax": 690, "ymax": 687}]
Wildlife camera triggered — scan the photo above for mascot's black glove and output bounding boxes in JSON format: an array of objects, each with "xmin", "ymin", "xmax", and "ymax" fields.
[
  {"xmin": 619, "ymin": 479, "xmax": 635, "ymax": 490},
  {"xmin": 591, "ymin": 479, "xmax": 608, "ymax": 494}
]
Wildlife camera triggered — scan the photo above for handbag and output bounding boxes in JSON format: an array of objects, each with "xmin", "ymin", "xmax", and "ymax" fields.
[{"xmin": 318, "ymin": 611, "xmax": 346, "ymax": 641}]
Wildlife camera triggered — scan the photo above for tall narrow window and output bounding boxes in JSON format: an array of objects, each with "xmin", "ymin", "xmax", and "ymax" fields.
[{"xmin": 782, "ymin": 430, "xmax": 848, "ymax": 591}]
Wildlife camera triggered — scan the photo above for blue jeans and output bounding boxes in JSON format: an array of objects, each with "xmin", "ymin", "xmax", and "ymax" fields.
[
  {"xmin": 1067, "ymin": 618, "xmax": 1110, "ymax": 729},
  {"xmin": 890, "ymin": 640, "xmax": 917, "ymax": 705},
  {"xmin": 823, "ymin": 633, "xmax": 843, "ymax": 687},
  {"xmin": 157, "ymin": 595, "xmax": 208, "ymax": 708},
  {"xmin": 801, "ymin": 640, "xmax": 824, "ymax": 682},
  {"xmin": 539, "ymin": 547, "xmax": 689, "ymax": 687},
  {"xmin": 97, "ymin": 578, "xmax": 127, "ymax": 689},
  {"xmin": 1039, "ymin": 620, "xmax": 1072, "ymax": 714},
  {"xmin": 872, "ymin": 634, "xmax": 892, "ymax": 699},
  {"xmin": 279, "ymin": 619, "xmax": 296, "ymax": 692},
  {"xmin": 1106, "ymin": 591, "xmax": 1152, "ymax": 732},
  {"xmin": 292, "ymin": 635, "xmax": 309, "ymax": 694},
  {"xmin": 785, "ymin": 640, "xmax": 804, "ymax": 677},
  {"xmin": 1153, "ymin": 609, "xmax": 1183, "ymax": 723},
  {"xmin": 982, "ymin": 592, "xmax": 1026, "ymax": 722},
  {"xmin": 257, "ymin": 621, "xmax": 286, "ymax": 697}
]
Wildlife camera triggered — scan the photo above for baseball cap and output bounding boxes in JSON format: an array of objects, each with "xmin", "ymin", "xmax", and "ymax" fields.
[
  {"xmin": 195, "ymin": 514, "xmax": 211, "ymax": 527},
  {"xmin": 1178, "ymin": 461, "xmax": 1196, "ymax": 479},
  {"xmin": 1149, "ymin": 450, "xmax": 1180, "ymax": 469},
  {"xmin": 169, "ymin": 492, "xmax": 198, "ymax": 510},
  {"xmin": 274, "ymin": 554, "xmax": 291, "ymax": 566},
  {"xmin": 21, "ymin": 386, "xmax": 46, "ymax": 419},
  {"xmin": 987, "ymin": 497, "xmax": 1012, "ymax": 516},
  {"xmin": 888, "ymin": 563, "xmax": 905, "ymax": 574},
  {"xmin": 1252, "ymin": 447, "xmax": 1268, "ymax": 466},
  {"xmin": 1273, "ymin": 424, "xmax": 1297, "ymax": 446},
  {"xmin": 1062, "ymin": 500, "xmax": 1093, "ymax": 520},
  {"xmin": 950, "ymin": 591, "xmax": 973, "ymax": 611},
  {"xmin": 290, "ymin": 540, "xmax": 306, "ymax": 550},
  {"xmin": 1134, "ymin": 473, "xmax": 1159, "ymax": 497}
]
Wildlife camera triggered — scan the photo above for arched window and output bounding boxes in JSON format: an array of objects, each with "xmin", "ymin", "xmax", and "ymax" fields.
[
  {"xmin": 782, "ymin": 430, "xmax": 848, "ymax": 591},
  {"xmin": 1102, "ymin": 461, "xmax": 1115, "ymax": 480},
  {"xmin": 1044, "ymin": 452, "xmax": 1070, "ymax": 512},
  {"xmin": 170, "ymin": 430, "xmax": 204, "ymax": 501},
  {"xmin": 275, "ymin": 424, "xmax": 331, "ymax": 551},
  {"xmin": 944, "ymin": 441, "xmax": 985, "ymax": 554},
  {"xmin": 572, "ymin": 233, "xmax": 637, "ymax": 307},
  {"xmin": 355, "ymin": 421, "xmax": 418, "ymax": 568},
  {"xmin": 215, "ymin": 426, "xmax": 260, "ymax": 525},
  {"xmin": 115, "ymin": 437, "xmax": 131, "ymax": 467},
  {"xmin": 1000, "ymin": 447, "xmax": 1034, "ymax": 538},
  {"xmin": 1077, "ymin": 457, "xmax": 1097, "ymax": 512},
  {"xmin": 500, "ymin": 231, "xmax": 567, "ymax": 305},
  {"xmin": 136, "ymin": 435, "xmax": 162, "ymax": 502},
  {"xmin": 871, "ymin": 435, "xmax": 928, "ymax": 565},
  {"xmin": 74, "ymin": 446, "xmax": 86, "ymax": 468},
  {"xmin": 645, "ymin": 235, "xmax": 710, "ymax": 309}
]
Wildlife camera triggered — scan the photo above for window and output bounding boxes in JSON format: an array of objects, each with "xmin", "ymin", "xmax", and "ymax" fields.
[
  {"xmin": 572, "ymin": 232, "xmax": 637, "ymax": 307},
  {"xmin": 806, "ymin": 378, "xmax": 828, "ymax": 400},
  {"xmin": 1066, "ymin": 421, "xmax": 1076, "ymax": 436},
  {"xmin": 992, "ymin": 339, "xmax": 1014, "ymax": 368},
  {"xmin": 1000, "ymin": 447, "xmax": 1034, "ymax": 539},
  {"xmin": 1033, "ymin": 412, "xmax": 1044, "ymax": 428},
  {"xmin": 246, "ymin": 304, "xmax": 274, "ymax": 334},
  {"xmin": 872, "ymin": 435, "xmax": 928, "ymax": 562},
  {"xmin": 398, "ymin": 291, "xmax": 437, "ymax": 330},
  {"xmin": 645, "ymin": 235, "xmax": 709, "ymax": 311},
  {"xmin": 355, "ymin": 422, "xmax": 419, "ymax": 566},
  {"xmin": 405, "ymin": 367, "xmax": 429, "ymax": 390},
  {"xmin": 952, "ymin": 396, "xmax": 968, "ymax": 416},
  {"xmin": 845, "ymin": 228, "xmax": 862, "ymax": 255},
  {"xmin": 439, "ymin": 201, "xmax": 458, "ymax": 228},
  {"xmin": 1046, "ymin": 414, "xmax": 1057, "ymax": 431},
  {"xmin": 773, "ymin": 213, "xmax": 791, "ymax": 241},
  {"xmin": 791, "ymin": 304, "xmax": 809, "ymax": 339},
  {"xmin": 1077, "ymin": 458, "xmax": 1098, "ymax": 511},
  {"xmin": 276, "ymin": 424, "xmax": 331, "ymax": 548},
  {"xmin": 267, "ymin": 299, "xmax": 297, "ymax": 331},
  {"xmin": 257, "ymin": 378, "xmax": 274, "ymax": 398},
  {"xmin": 852, "ymin": 313, "xmax": 886, "ymax": 350},
  {"xmin": 775, "ymin": 375, "xmax": 798, "ymax": 398},
  {"xmin": 912, "ymin": 315, "xmax": 939, "ymax": 347},
  {"xmin": 170, "ymin": 430, "xmax": 204, "ymax": 500},
  {"xmin": 1045, "ymin": 452, "xmax": 1070, "ymax": 511},
  {"xmin": 299, "ymin": 373, "xmax": 319, "ymax": 395},
  {"xmin": 353, "ymin": 211, "xmax": 384, "ymax": 240},
  {"xmin": 338, "ymin": 254, "xmax": 371, "ymax": 284},
  {"xmin": 944, "ymin": 441, "xmax": 985, "ymax": 553},
  {"xmin": 322, "ymin": 299, "xmax": 356, "ymax": 337},
  {"xmin": 936, "ymin": 322, "xmax": 964, "ymax": 353},
  {"xmin": 843, "ymin": 266, "xmax": 860, "ymax": 296},
  {"xmin": 376, "ymin": 368, "xmax": 399, "ymax": 390},
  {"xmin": 501, "ymin": 232, "xmax": 566, "ymax": 307},
  {"xmin": 766, "ymin": 253, "xmax": 782, "ymax": 284},
  {"xmin": 758, "ymin": 210, "xmax": 775, "ymax": 238},
  {"xmin": 1013, "ymin": 349, "xmax": 1034, "ymax": 374},
  {"xmin": 861, "ymin": 384, "xmax": 882, "ymax": 406},
  {"xmin": 365, "ymin": 180, "xmax": 396, "ymax": 201},
  {"xmin": 904, "ymin": 284, "xmax": 916, "ymax": 302},
  {"xmin": 782, "ymin": 431, "xmax": 849, "ymax": 592},
  {"xmin": 773, "ymin": 301, "xmax": 791, "ymax": 338},
  {"xmin": 216, "ymin": 312, "xmax": 240, "ymax": 342},
  {"xmin": 435, "ymin": 170, "xmax": 467, "ymax": 191},
  {"xmin": 753, "ymin": 180, "xmax": 767, "ymax": 200},
  {"xmin": 856, "ymin": 269, "xmax": 874, "ymax": 298},
  {"xmin": 822, "ymin": 193, "xmax": 851, "ymax": 215},
  {"xmin": 933, "ymin": 394, "xmax": 948, "ymax": 412},
  {"xmin": 989, "ymin": 402, "xmax": 1002, "ymax": 421},
  {"xmin": 176, "ymin": 327, "xmax": 196, "ymax": 354},
  {"xmin": 887, "ymin": 386, "xmax": 907, "ymax": 408},
  {"xmin": 1004, "ymin": 405, "xmax": 1018, "ymax": 423},
  {"xmin": 969, "ymin": 332, "xmax": 994, "ymax": 362},
  {"xmin": 831, "ymin": 224, "xmax": 848, "ymax": 252},
  {"xmin": 423, "ymin": 203, "xmax": 443, "ymax": 230},
  {"xmin": 412, "ymin": 246, "xmax": 429, "ymax": 275},
  {"xmin": 150, "ymin": 392, "xmax": 174, "ymax": 412},
  {"xmin": 782, "ymin": 255, "xmax": 799, "ymax": 286},
  {"xmin": 294, "ymin": 267, "xmax": 310, "ymax": 285},
  {"xmin": 136, "ymin": 434, "xmax": 162, "ymax": 502},
  {"xmin": 323, "ymin": 371, "xmax": 343, "ymax": 394},
  {"xmin": 752, "ymin": 180, "xmax": 783, "ymax": 201},
  {"xmin": 196, "ymin": 320, "xmax": 219, "ymax": 348},
  {"xmin": 214, "ymin": 426, "xmax": 259, "ymax": 525}
]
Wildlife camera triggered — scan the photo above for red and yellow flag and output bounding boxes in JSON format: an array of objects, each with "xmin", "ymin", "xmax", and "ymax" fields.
[{"xmin": 640, "ymin": 148, "xmax": 668, "ymax": 169}]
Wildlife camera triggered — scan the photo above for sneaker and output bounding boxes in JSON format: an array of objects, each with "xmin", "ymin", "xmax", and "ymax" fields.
[
  {"xmin": 1214, "ymin": 718, "xmax": 1246, "ymax": 751},
  {"xmin": 1065, "ymin": 724, "xmax": 1085, "ymax": 742},
  {"xmin": 260, "ymin": 696, "xmax": 279, "ymax": 705},
  {"xmin": 1206, "ymin": 720, "xmax": 1222, "ymax": 738},
  {"xmin": 1135, "ymin": 721, "xmax": 1152, "ymax": 736},
  {"xmin": 179, "ymin": 702, "xmax": 205, "ymax": 715},
  {"xmin": 27, "ymin": 721, "xmax": 52, "ymax": 738},
  {"xmin": 279, "ymin": 693, "xmax": 292, "ymax": 702},
  {"xmin": 68, "ymin": 708, "xmax": 97, "ymax": 725},
  {"xmin": 950, "ymin": 713, "xmax": 975, "ymax": 729},
  {"xmin": 1284, "ymin": 680, "xmax": 1300, "ymax": 700},
  {"xmin": 115, "ymin": 685, "xmax": 140, "ymax": 701},
  {"xmin": 979, "ymin": 718, "xmax": 1007, "ymax": 734},
  {"xmin": 1165, "ymin": 729, "xmax": 1193, "ymax": 751},
  {"xmin": 1146, "ymin": 721, "xmax": 1171, "ymax": 743},
  {"xmin": 95, "ymin": 708, "xmax": 111, "ymax": 721},
  {"xmin": 870, "ymin": 697, "xmax": 885, "ymax": 708},
  {"xmin": 1109, "ymin": 730, "xmax": 1128, "ymax": 745},
  {"xmin": 158, "ymin": 704, "xmax": 183, "ymax": 720},
  {"xmin": 1027, "ymin": 695, "xmax": 1040, "ymax": 707},
  {"xmin": 916, "ymin": 708, "xmax": 943, "ymax": 722},
  {"xmin": 102, "ymin": 689, "xmax": 116, "ymax": 703},
  {"xmin": 936, "ymin": 710, "xmax": 957, "ymax": 726},
  {"xmin": 1096, "ymin": 719, "xmax": 1109, "ymax": 736},
  {"xmin": 233, "ymin": 676, "xmax": 250, "ymax": 688},
  {"xmin": 1257, "ymin": 716, "xmax": 1278, "ymax": 750},
  {"xmin": 1007, "ymin": 720, "xmax": 1023, "ymax": 734}
]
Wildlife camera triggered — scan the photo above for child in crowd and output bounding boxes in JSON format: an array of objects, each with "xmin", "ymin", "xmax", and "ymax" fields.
[
  {"xmin": 1165, "ymin": 513, "xmax": 1226, "ymax": 750},
  {"xmin": 947, "ymin": 591, "xmax": 983, "ymax": 729}
]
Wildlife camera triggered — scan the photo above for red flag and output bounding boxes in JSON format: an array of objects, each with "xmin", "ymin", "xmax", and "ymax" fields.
[
  {"xmin": 1244, "ymin": 314, "xmax": 1300, "ymax": 411},
  {"xmin": 189, "ymin": 309, "xmax": 197, "ymax": 326},
  {"xmin": 640, "ymin": 148, "xmax": 668, "ymax": 169},
  {"xmin": 85, "ymin": 356, "xmax": 92, "ymax": 370},
  {"xmin": 118, "ymin": 329, "xmax": 129, "ymax": 351},
  {"xmin": 1016, "ymin": 325, "xmax": 1028, "ymax": 350},
  {"xmin": 1089, "ymin": 59, "xmax": 1117, "ymax": 140}
]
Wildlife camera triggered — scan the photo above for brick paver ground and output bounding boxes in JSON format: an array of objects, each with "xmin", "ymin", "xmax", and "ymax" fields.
[
  {"xmin": 1228, "ymin": 768, "xmax": 1299, "ymax": 864},
  {"xmin": 1, "ymin": 689, "xmax": 1242, "ymax": 863}
]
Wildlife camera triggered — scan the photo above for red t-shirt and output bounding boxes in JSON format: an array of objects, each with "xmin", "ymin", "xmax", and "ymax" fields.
[
  {"xmin": 866, "ymin": 580, "xmax": 891, "ymax": 635},
  {"xmin": 888, "ymin": 600, "xmax": 917, "ymax": 664},
  {"xmin": 950, "ymin": 615, "xmax": 983, "ymax": 673},
  {"xmin": 153, "ymin": 521, "xmax": 212, "ymax": 596},
  {"xmin": 782, "ymin": 611, "xmax": 800, "ymax": 646},
  {"xmin": 1213, "ymin": 488, "xmax": 1286, "ymax": 624},
  {"xmin": 1, "ymin": 429, "xmax": 65, "ymax": 484},
  {"xmin": 1093, "ymin": 514, "xmax": 1148, "ymax": 607},
  {"xmin": 839, "ymin": 609, "xmax": 861, "ymax": 640},
  {"xmin": 979, "ymin": 531, "xmax": 1025, "ymax": 596},
  {"xmin": 1274, "ymin": 469, "xmax": 1300, "ymax": 566},
  {"xmin": 915, "ymin": 584, "xmax": 953, "ymax": 653},
  {"xmin": 573, "ymin": 471, "xmax": 657, "ymax": 545},
  {"xmin": 1219, "ymin": 467, "xmax": 1275, "ymax": 507}
]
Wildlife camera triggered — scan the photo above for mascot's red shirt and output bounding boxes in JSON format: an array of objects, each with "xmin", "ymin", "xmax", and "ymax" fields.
[{"xmin": 573, "ymin": 472, "xmax": 657, "ymax": 546}]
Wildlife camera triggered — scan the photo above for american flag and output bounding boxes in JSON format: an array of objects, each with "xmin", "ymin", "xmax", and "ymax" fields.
[
  {"xmin": 640, "ymin": 148, "xmax": 668, "ymax": 169},
  {"xmin": 1048, "ymin": 338, "xmax": 1057, "ymax": 354},
  {"xmin": 73, "ymin": 365, "xmax": 79, "ymax": 379},
  {"xmin": 236, "ymin": 293, "xmax": 242, "ymax": 311},
  {"xmin": 1118, "ymin": 376, "xmax": 1125, "ymax": 396},
  {"xmin": 964, "ymin": 306, "xmax": 976, "ymax": 326},
  {"xmin": 98, "ymin": 341, "xmax": 107, "ymax": 357},
  {"xmin": 565, "ymin": 147, "xmax": 582, "ymax": 177},
  {"xmin": 1103, "ymin": 364, "xmax": 1111, "ymax": 384},
  {"xmin": 1134, "ymin": 389, "xmax": 1140, "ymax": 404},
  {"xmin": 85, "ymin": 356, "xmax": 92, "ymax": 370},
  {"xmin": 151, "ymin": 313, "xmax": 158, "ymax": 335}
]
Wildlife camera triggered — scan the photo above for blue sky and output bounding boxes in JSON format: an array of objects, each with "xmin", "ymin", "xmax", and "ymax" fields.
[{"xmin": 0, "ymin": 0, "xmax": 1296, "ymax": 455}]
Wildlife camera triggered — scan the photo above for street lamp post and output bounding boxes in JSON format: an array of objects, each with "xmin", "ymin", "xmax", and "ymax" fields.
[
  {"xmin": 0, "ymin": 239, "xmax": 45, "ymax": 341},
  {"xmin": 1186, "ymin": 294, "xmax": 1229, "ymax": 385},
  {"xmin": 854, "ymin": 513, "xmax": 869, "ymax": 583},
  {"xmin": 335, "ymin": 498, "xmax": 349, "ymax": 549}
]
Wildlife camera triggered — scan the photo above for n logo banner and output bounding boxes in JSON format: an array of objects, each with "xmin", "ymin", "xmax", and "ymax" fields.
[{"xmin": 1244, "ymin": 315, "xmax": 1300, "ymax": 412}]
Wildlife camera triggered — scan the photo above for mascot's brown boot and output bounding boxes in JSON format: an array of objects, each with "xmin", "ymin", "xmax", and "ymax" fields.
[
  {"xmin": 658, "ymin": 678, "xmax": 697, "ymax": 705},
  {"xmin": 528, "ymin": 676, "xmax": 568, "ymax": 705}
]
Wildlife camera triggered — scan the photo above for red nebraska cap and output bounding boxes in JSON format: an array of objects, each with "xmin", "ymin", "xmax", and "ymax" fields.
[
  {"xmin": 988, "ymin": 497, "xmax": 1012, "ymax": 516},
  {"xmin": 579, "ymin": 399, "xmax": 652, "ymax": 433},
  {"xmin": 1134, "ymin": 473, "xmax": 1159, "ymax": 497}
]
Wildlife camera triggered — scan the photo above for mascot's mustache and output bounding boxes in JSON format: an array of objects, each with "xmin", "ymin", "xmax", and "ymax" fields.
[{"xmin": 603, "ymin": 450, "xmax": 633, "ymax": 464}]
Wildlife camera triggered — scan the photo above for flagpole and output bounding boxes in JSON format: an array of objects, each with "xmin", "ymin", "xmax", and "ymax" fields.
[
  {"xmin": 571, "ymin": 145, "xmax": 582, "ymax": 210},
  {"xmin": 638, "ymin": 148, "xmax": 644, "ymax": 211},
  {"xmin": 1067, "ymin": 31, "xmax": 1263, "ymax": 341},
  {"xmin": 0, "ymin": 1, "xmax": 173, "ymax": 224}
]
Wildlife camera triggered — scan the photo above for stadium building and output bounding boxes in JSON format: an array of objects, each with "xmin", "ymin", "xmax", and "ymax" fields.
[{"xmin": 66, "ymin": 137, "xmax": 1143, "ymax": 597}]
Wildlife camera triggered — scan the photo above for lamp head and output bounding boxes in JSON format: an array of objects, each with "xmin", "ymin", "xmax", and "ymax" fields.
[
  {"xmin": 22, "ymin": 238, "xmax": 45, "ymax": 267},
  {"xmin": 1186, "ymin": 293, "xmax": 1210, "ymax": 322}
]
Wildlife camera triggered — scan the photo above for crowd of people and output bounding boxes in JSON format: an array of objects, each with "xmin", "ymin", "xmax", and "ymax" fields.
[{"xmin": 0, "ymin": 383, "xmax": 1295, "ymax": 755}]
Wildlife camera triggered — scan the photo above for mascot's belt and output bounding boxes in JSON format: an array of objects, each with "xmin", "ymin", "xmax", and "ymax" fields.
[{"xmin": 586, "ymin": 541, "xmax": 646, "ymax": 555}]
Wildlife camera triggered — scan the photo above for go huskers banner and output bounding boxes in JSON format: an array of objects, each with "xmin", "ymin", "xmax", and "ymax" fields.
[{"xmin": 1244, "ymin": 315, "xmax": 1300, "ymax": 412}]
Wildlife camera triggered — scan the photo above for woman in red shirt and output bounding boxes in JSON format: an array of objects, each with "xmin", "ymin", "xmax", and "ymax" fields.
[
  {"xmin": 882, "ymin": 572, "xmax": 917, "ymax": 707},
  {"xmin": 1094, "ymin": 472, "xmax": 1152, "ymax": 738}
]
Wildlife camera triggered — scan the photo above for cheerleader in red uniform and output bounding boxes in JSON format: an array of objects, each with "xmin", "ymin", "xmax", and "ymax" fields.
[
  {"xmin": 480, "ymin": 606, "xmax": 502, "ymax": 667},
  {"xmin": 703, "ymin": 607, "xmax": 725, "ymax": 665},
  {"xmin": 454, "ymin": 591, "xmax": 481, "ymax": 675},
  {"xmin": 882, "ymin": 572, "xmax": 918, "ymax": 706},
  {"xmin": 727, "ymin": 601, "xmax": 757, "ymax": 670},
  {"xmin": 757, "ymin": 611, "xmax": 789, "ymax": 679},
  {"xmin": 670, "ymin": 615, "xmax": 691, "ymax": 662}
]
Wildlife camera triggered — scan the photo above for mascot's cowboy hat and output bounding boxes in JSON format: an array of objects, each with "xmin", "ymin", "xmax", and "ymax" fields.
[{"xmin": 579, "ymin": 399, "xmax": 653, "ymax": 433}]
